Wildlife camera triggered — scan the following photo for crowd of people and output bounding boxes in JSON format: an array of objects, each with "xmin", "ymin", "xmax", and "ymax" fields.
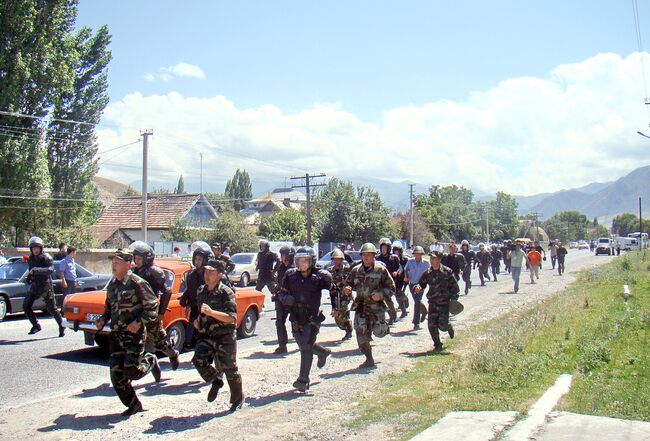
[{"xmin": 18, "ymin": 234, "xmax": 571, "ymax": 416}]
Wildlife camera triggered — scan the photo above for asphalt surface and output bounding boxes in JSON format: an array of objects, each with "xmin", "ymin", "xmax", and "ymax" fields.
[{"xmin": 0, "ymin": 250, "xmax": 610, "ymax": 410}]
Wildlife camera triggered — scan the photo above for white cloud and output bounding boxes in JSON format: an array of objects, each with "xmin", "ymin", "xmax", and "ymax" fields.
[
  {"xmin": 101, "ymin": 52, "xmax": 650, "ymax": 199},
  {"xmin": 143, "ymin": 62, "xmax": 206, "ymax": 82}
]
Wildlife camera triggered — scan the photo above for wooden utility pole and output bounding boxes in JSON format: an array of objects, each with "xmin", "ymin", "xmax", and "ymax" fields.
[
  {"xmin": 140, "ymin": 129, "xmax": 153, "ymax": 243},
  {"xmin": 291, "ymin": 173, "xmax": 326, "ymax": 244},
  {"xmin": 409, "ymin": 184, "xmax": 415, "ymax": 247}
]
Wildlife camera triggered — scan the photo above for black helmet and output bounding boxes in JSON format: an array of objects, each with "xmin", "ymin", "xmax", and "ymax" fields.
[
  {"xmin": 294, "ymin": 246, "xmax": 316, "ymax": 268},
  {"xmin": 279, "ymin": 245, "xmax": 291, "ymax": 255},
  {"xmin": 259, "ymin": 239, "xmax": 270, "ymax": 251},
  {"xmin": 191, "ymin": 241, "xmax": 213, "ymax": 267},
  {"xmin": 129, "ymin": 241, "xmax": 155, "ymax": 266}
]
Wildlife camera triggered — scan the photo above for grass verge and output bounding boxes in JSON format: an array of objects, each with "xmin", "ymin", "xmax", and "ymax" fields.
[{"xmin": 351, "ymin": 252, "xmax": 650, "ymax": 439}]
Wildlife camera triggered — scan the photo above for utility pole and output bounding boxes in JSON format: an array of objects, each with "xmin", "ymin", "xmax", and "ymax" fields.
[
  {"xmin": 409, "ymin": 184, "xmax": 415, "ymax": 248},
  {"xmin": 140, "ymin": 129, "xmax": 153, "ymax": 243},
  {"xmin": 485, "ymin": 203, "xmax": 490, "ymax": 243},
  {"xmin": 640, "ymin": 197, "xmax": 643, "ymax": 249},
  {"xmin": 199, "ymin": 152, "xmax": 203, "ymax": 195},
  {"xmin": 528, "ymin": 211, "xmax": 542, "ymax": 242},
  {"xmin": 291, "ymin": 173, "xmax": 326, "ymax": 244}
]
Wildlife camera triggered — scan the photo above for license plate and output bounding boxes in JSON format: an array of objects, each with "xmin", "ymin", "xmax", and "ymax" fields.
[{"xmin": 86, "ymin": 313, "xmax": 102, "ymax": 322}]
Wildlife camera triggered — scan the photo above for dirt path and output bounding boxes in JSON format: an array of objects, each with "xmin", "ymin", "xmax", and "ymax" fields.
[{"xmin": 0, "ymin": 251, "xmax": 613, "ymax": 441}]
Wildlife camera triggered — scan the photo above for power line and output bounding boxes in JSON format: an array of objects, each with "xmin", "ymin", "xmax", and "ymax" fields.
[
  {"xmin": 0, "ymin": 205, "xmax": 82, "ymax": 211},
  {"xmin": 0, "ymin": 109, "xmax": 97, "ymax": 126},
  {"xmin": 97, "ymin": 139, "xmax": 141, "ymax": 155},
  {"xmin": 632, "ymin": 0, "xmax": 650, "ymax": 121},
  {"xmin": 0, "ymin": 194, "xmax": 102, "ymax": 203}
]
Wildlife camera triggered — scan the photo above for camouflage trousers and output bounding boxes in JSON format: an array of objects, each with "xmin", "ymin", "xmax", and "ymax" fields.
[
  {"xmin": 333, "ymin": 297, "xmax": 353, "ymax": 332},
  {"xmin": 145, "ymin": 318, "xmax": 176, "ymax": 357},
  {"xmin": 354, "ymin": 309, "xmax": 388, "ymax": 345},
  {"xmin": 394, "ymin": 286, "xmax": 409, "ymax": 311},
  {"xmin": 427, "ymin": 302, "xmax": 450, "ymax": 346},
  {"xmin": 192, "ymin": 332, "xmax": 240, "ymax": 383},
  {"xmin": 109, "ymin": 330, "xmax": 156, "ymax": 408},
  {"xmin": 23, "ymin": 284, "xmax": 63, "ymax": 328}
]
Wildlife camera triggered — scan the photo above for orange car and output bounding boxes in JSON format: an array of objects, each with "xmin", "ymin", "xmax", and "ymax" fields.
[{"xmin": 62, "ymin": 258, "xmax": 266, "ymax": 352}]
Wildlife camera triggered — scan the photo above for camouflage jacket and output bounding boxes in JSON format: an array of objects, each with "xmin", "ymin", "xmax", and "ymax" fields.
[
  {"xmin": 417, "ymin": 265, "xmax": 460, "ymax": 305},
  {"xmin": 326, "ymin": 261, "xmax": 351, "ymax": 306},
  {"xmin": 346, "ymin": 262, "xmax": 395, "ymax": 314},
  {"xmin": 195, "ymin": 281, "xmax": 237, "ymax": 337},
  {"xmin": 133, "ymin": 264, "xmax": 171, "ymax": 313},
  {"xmin": 102, "ymin": 271, "xmax": 158, "ymax": 332}
]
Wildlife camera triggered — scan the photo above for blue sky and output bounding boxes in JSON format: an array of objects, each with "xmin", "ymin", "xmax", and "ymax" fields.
[{"xmin": 77, "ymin": 1, "xmax": 650, "ymax": 203}]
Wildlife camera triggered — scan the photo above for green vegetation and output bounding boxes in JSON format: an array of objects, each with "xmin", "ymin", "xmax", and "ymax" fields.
[
  {"xmin": 258, "ymin": 208, "xmax": 308, "ymax": 244},
  {"xmin": 353, "ymin": 253, "xmax": 649, "ymax": 439},
  {"xmin": 611, "ymin": 213, "xmax": 650, "ymax": 237}
]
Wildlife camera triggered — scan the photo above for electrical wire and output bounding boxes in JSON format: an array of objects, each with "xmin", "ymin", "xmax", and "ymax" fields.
[
  {"xmin": 97, "ymin": 139, "xmax": 140, "ymax": 155},
  {"xmin": 632, "ymin": 0, "xmax": 650, "ymax": 121},
  {"xmin": 0, "ymin": 109, "xmax": 97, "ymax": 126}
]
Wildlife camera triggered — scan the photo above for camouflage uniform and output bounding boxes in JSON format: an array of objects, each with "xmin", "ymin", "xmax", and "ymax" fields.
[
  {"xmin": 101, "ymin": 272, "xmax": 158, "ymax": 409},
  {"xmin": 347, "ymin": 262, "xmax": 395, "ymax": 365},
  {"xmin": 192, "ymin": 281, "xmax": 243, "ymax": 405},
  {"xmin": 133, "ymin": 265, "xmax": 178, "ymax": 359},
  {"xmin": 416, "ymin": 264, "xmax": 460, "ymax": 351},
  {"xmin": 326, "ymin": 260, "xmax": 353, "ymax": 337},
  {"xmin": 24, "ymin": 252, "xmax": 64, "ymax": 333}
]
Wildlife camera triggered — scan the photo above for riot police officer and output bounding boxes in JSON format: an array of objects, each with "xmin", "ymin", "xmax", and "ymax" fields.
[
  {"xmin": 279, "ymin": 247, "xmax": 332, "ymax": 392},
  {"xmin": 272, "ymin": 245, "xmax": 295, "ymax": 354},
  {"xmin": 129, "ymin": 241, "xmax": 179, "ymax": 370},
  {"xmin": 459, "ymin": 240, "xmax": 476, "ymax": 295},
  {"xmin": 23, "ymin": 236, "xmax": 65, "ymax": 336},
  {"xmin": 256, "ymin": 239, "xmax": 279, "ymax": 293},
  {"xmin": 391, "ymin": 241, "xmax": 410, "ymax": 318},
  {"xmin": 179, "ymin": 241, "xmax": 213, "ymax": 349}
]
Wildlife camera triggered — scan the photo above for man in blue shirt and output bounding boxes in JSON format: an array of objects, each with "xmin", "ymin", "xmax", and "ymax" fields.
[
  {"xmin": 59, "ymin": 246, "xmax": 77, "ymax": 296},
  {"xmin": 404, "ymin": 246, "xmax": 431, "ymax": 330}
]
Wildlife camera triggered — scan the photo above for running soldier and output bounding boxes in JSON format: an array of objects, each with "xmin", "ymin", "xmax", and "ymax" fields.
[
  {"xmin": 376, "ymin": 237, "xmax": 400, "ymax": 324},
  {"xmin": 129, "ymin": 241, "xmax": 179, "ymax": 370},
  {"xmin": 501, "ymin": 241, "xmax": 512, "ymax": 273},
  {"xmin": 414, "ymin": 251, "xmax": 460, "ymax": 353},
  {"xmin": 475, "ymin": 243, "xmax": 492, "ymax": 286},
  {"xmin": 23, "ymin": 236, "xmax": 65, "ymax": 336},
  {"xmin": 256, "ymin": 239, "xmax": 278, "ymax": 293},
  {"xmin": 179, "ymin": 241, "xmax": 213, "ymax": 349},
  {"xmin": 192, "ymin": 260, "xmax": 244, "ymax": 411},
  {"xmin": 95, "ymin": 249, "xmax": 160, "ymax": 416},
  {"xmin": 344, "ymin": 243, "xmax": 395, "ymax": 368},
  {"xmin": 327, "ymin": 248, "xmax": 353, "ymax": 341},
  {"xmin": 459, "ymin": 240, "xmax": 476, "ymax": 295},
  {"xmin": 489, "ymin": 244, "xmax": 502, "ymax": 282},
  {"xmin": 279, "ymin": 247, "xmax": 332, "ymax": 392},
  {"xmin": 441, "ymin": 243, "xmax": 465, "ymax": 282},
  {"xmin": 391, "ymin": 241, "xmax": 410, "ymax": 318},
  {"xmin": 272, "ymin": 245, "xmax": 295, "ymax": 354}
]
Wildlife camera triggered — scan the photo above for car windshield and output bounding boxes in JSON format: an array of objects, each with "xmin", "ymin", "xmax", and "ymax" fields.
[
  {"xmin": 231, "ymin": 254, "xmax": 253, "ymax": 264},
  {"xmin": 0, "ymin": 262, "xmax": 28, "ymax": 280}
]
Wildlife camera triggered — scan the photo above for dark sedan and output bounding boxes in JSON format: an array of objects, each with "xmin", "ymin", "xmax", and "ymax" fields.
[{"xmin": 0, "ymin": 260, "xmax": 112, "ymax": 321}]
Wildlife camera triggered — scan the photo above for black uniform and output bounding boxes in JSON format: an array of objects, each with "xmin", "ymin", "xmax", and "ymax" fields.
[
  {"xmin": 24, "ymin": 252, "xmax": 64, "ymax": 334},
  {"xmin": 475, "ymin": 250, "xmax": 492, "ymax": 285},
  {"xmin": 179, "ymin": 267, "xmax": 204, "ymax": 347},
  {"xmin": 501, "ymin": 245, "xmax": 511, "ymax": 273},
  {"xmin": 394, "ymin": 254, "xmax": 410, "ymax": 314},
  {"xmin": 376, "ymin": 253, "xmax": 400, "ymax": 323},
  {"xmin": 441, "ymin": 253, "xmax": 465, "ymax": 281},
  {"xmin": 272, "ymin": 260, "xmax": 294, "ymax": 350},
  {"xmin": 256, "ymin": 250, "xmax": 279, "ymax": 292},
  {"xmin": 489, "ymin": 249, "xmax": 503, "ymax": 280},
  {"xmin": 459, "ymin": 249, "xmax": 476, "ymax": 294},
  {"xmin": 279, "ymin": 268, "xmax": 332, "ymax": 387}
]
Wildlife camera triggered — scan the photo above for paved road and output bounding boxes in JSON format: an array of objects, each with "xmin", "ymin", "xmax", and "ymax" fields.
[{"xmin": 0, "ymin": 249, "xmax": 612, "ymax": 410}]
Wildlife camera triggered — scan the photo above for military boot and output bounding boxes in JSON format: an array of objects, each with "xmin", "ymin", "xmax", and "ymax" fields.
[
  {"xmin": 448, "ymin": 324, "xmax": 455, "ymax": 339},
  {"xmin": 168, "ymin": 350, "xmax": 180, "ymax": 370},
  {"xmin": 58, "ymin": 326, "xmax": 65, "ymax": 337},
  {"xmin": 28, "ymin": 324, "xmax": 42, "ymax": 335},
  {"xmin": 274, "ymin": 345, "xmax": 288, "ymax": 354},
  {"xmin": 314, "ymin": 344, "xmax": 331, "ymax": 368},
  {"xmin": 207, "ymin": 377, "xmax": 224, "ymax": 402},
  {"xmin": 342, "ymin": 329, "xmax": 353, "ymax": 341},
  {"xmin": 227, "ymin": 376, "xmax": 244, "ymax": 411},
  {"xmin": 358, "ymin": 343, "xmax": 376, "ymax": 369},
  {"xmin": 151, "ymin": 357, "xmax": 162, "ymax": 382},
  {"xmin": 121, "ymin": 400, "xmax": 143, "ymax": 416},
  {"xmin": 293, "ymin": 378, "xmax": 309, "ymax": 392}
]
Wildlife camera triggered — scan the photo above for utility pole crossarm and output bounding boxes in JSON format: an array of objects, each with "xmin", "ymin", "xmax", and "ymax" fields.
[{"xmin": 291, "ymin": 173, "xmax": 326, "ymax": 245}]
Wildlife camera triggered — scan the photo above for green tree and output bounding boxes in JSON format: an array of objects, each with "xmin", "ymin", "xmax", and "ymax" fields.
[
  {"xmin": 541, "ymin": 211, "xmax": 590, "ymax": 242},
  {"xmin": 258, "ymin": 209, "xmax": 307, "ymax": 244},
  {"xmin": 489, "ymin": 192, "xmax": 519, "ymax": 240},
  {"xmin": 414, "ymin": 185, "xmax": 480, "ymax": 242},
  {"xmin": 174, "ymin": 174, "xmax": 185, "ymax": 194},
  {"xmin": 612, "ymin": 213, "xmax": 643, "ymax": 236},
  {"xmin": 224, "ymin": 169, "xmax": 252, "ymax": 211},
  {"xmin": 122, "ymin": 185, "xmax": 139, "ymax": 196}
]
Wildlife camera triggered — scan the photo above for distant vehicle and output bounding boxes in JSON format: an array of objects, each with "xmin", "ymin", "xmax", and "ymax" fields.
[
  {"xmin": 595, "ymin": 237, "xmax": 613, "ymax": 256},
  {"xmin": 577, "ymin": 240, "xmax": 589, "ymax": 250},
  {"xmin": 614, "ymin": 236, "xmax": 638, "ymax": 251},
  {"xmin": 316, "ymin": 250, "xmax": 361, "ymax": 269},
  {"xmin": 228, "ymin": 252, "xmax": 259, "ymax": 287},
  {"xmin": 627, "ymin": 232, "xmax": 648, "ymax": 248},
  {"xmin": 569, "ymin": 241, "xmax": 578, "ymax": 249},
  {"xmin": 0, "ymin": 259, "xmax": 112, "ymax": 322},
  {"xmin": 62, "ymin": 259, "xmax": 266, "ymax": 352}
]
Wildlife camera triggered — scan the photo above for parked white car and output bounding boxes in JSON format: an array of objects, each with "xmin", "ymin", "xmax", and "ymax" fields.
[{"xmin": 228, "ymin": 252, "xmax": 259, "ymax": 287}]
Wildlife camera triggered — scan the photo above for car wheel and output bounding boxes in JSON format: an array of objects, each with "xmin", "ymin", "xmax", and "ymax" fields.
[
  {"xmin": 0, "ymin": 296, "xmax": 7, "ymax": 321},
  {"xmin": 237, "ymin": 308, "xmax": 257, "ymax": 339},
  {"xmin": 166, "ymin": 322, "xmax": 186, "ymax": 353},
  {"xmin": 95, "ymin": 334, "xmax": 110, "ymax": 353},
  {"xmin": 239, "ymin": 272, "xmax": 250, "ymax": 287}
]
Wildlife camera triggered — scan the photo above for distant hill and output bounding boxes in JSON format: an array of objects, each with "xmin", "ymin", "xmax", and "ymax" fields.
[
  {"xmin": 526, "ymin": 166, "xmax": 650, "ymax": 222},
  {"xmin": 93, "ymin": 176, "xmax": 136, "ymax": 208}
]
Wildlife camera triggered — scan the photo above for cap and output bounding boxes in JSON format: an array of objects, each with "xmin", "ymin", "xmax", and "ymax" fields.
[
  {"xmin": 108, "ymin": 249, "xmax": 134, "ymax": 262},
  {"xmin": 204, "ymin": 259, "xmax": 226, "ymax": 273},
  {"xmin": 429, "ymin": 250, "xmax": 443, "ymax": 259},
  {"xmin": 211, "ymin": 242, "xmax": 221, "ymax": 248}
]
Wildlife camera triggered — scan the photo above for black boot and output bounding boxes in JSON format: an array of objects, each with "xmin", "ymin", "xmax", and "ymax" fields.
[
  {"xmin": 121, "ymin": 400, "xmax": 143, "ymax": 416},
  {"xmin": 293, "ymin": 378, "xmax": 309, "ymax": 392},
  {"xmin": 228, "ymin": 375, "xmax": 244, "ymax": 411},
  {"xmin": 28, "ymin": 324, "xmax": 42, "ymax": 335},
  {"xmin": 169, "ymin": 350, "xmax": 180, "ymax": 370},
  {"xmin": 342, "ymin": 329, "xmax": 353, "ymax": 341},
  {"xmin": 314, "ymin": 344, "xmax": 331, "ymax": 369},
  {"xmin": 207, "ymin": 377, "xmax": 224, "ymax": 402},
  {"xmin": 298, "ymin": 349, "xmax": 313, "ymax": 386},
  {"xmin": 58, "ymin": 326, "xmax": 65, "ymax": 337},
  {"xmin": 448, "ymin": 324, "xmax": 455, "ymax": 339},
  {"xmin": 151, "ymin": 357, "xmax": 161, "ymax": 382},
  {"xmin": 358, "ymin": 342, "xmax": 375, "ymax": 369},
  {"xmin": 274, "ymin": 345, "xmax": 288, "ymax": 354}
]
